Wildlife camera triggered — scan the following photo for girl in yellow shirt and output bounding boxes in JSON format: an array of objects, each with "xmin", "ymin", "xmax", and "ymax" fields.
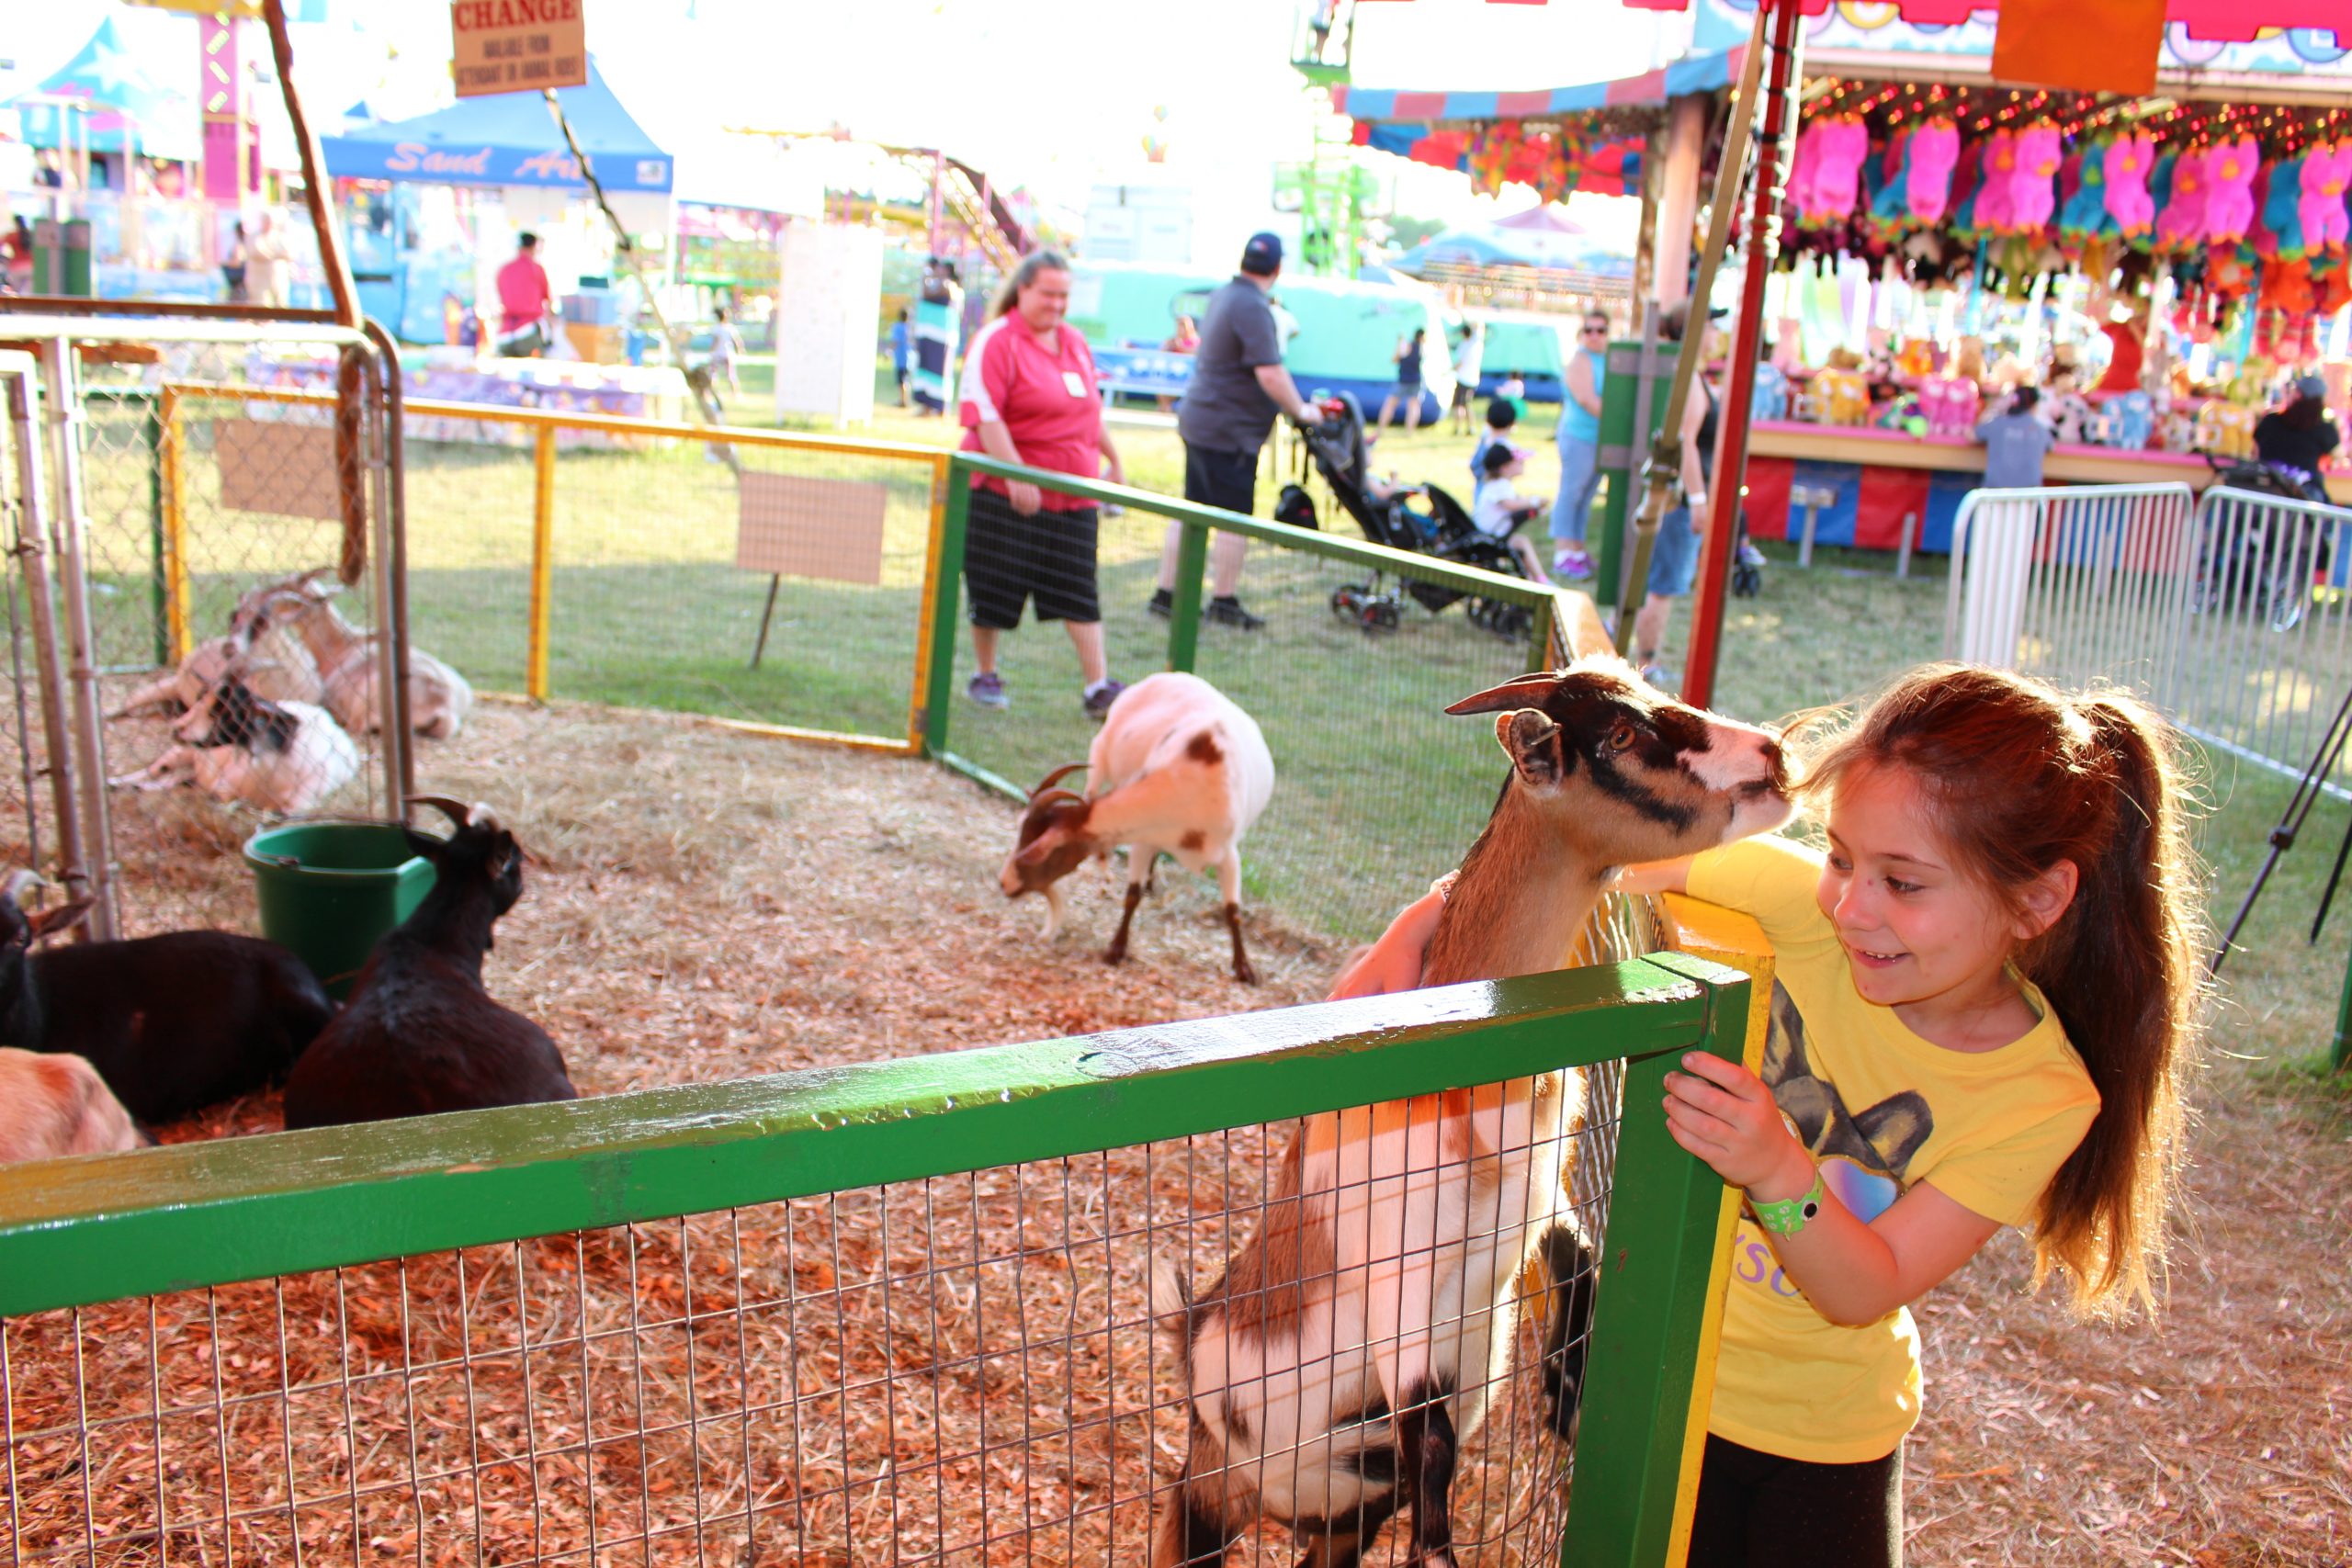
[{"xmin": 1338, "ymin": 664, "xmax": 2204, "ymax": 1566}]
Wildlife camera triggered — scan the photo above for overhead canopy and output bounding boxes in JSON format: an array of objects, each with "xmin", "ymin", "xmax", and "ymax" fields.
[
  {"xmin": 7, "ymin": 16, "xmax": 201, "ymax": 161},
  {"xmin": 1621, "ymin": 0, "xmax": 2337, "ymax": 40},
  {"xmin": 1335, "ymin": 43, "xmax": 1744, "ymax": 126},
  {"xmin": 321, "ymin": 61, "xmax": 673, "ymax": 194}
]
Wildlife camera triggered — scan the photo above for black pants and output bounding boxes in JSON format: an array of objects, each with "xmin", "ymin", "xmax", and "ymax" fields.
[
  {"xmin": 1182, "ymin": 443, "xmax": 1258, "ymax": 516},
  {"xmin": 1686, "ymin": 1433, "xmax": 1904, "ymax": 1568}
]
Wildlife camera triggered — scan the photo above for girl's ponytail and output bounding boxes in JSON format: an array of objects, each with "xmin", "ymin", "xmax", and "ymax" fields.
[
  {"xmin": 1801, "ymin": 668, "xmax": 2206, "ymax": 1318},
  {"xmin": 2025, "ymin": 696, "xmax": 2203, "ymax": 1315}
]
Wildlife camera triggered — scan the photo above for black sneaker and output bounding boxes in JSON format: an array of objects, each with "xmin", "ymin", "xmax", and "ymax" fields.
[
  {"xmin": 1146, "ymin": 588, "xmax": 1173, "ymax": 619},
  {"xmin": 1081, "ymin": 678, "xmax": 1125, "ymax": 720},
  {"xmin": 1205, "ymin": 595, "xmax": 1264, "ymax": 630}
]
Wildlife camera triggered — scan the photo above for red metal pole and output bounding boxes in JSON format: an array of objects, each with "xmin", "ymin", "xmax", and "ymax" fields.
[{"xmin": 1681, "ymin": 0, "xmax": 1802, "ymax": 711}]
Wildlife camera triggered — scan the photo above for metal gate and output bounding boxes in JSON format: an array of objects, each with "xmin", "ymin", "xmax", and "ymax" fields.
[{"xmin": 0, "ymin": 313, "xmax": 410, "ymax": 940}]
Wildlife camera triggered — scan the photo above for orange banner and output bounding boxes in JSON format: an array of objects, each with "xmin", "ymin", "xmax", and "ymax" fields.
[{"xmin": 1990, "ymin": 0, "xmax": 2166, "ymax": 96}]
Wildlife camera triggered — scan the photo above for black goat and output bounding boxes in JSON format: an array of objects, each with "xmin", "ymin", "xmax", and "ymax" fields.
[
  {"xmin": 281, "ymin": 798, "xmax": 575, "ymax": 1130},
  {"xmin": 0, "ymin": 871, "xmax": 334, "ymax": 1126}
]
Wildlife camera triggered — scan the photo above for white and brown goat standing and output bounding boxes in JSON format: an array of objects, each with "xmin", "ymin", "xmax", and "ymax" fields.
[
  {"xmin": 1001, "ymin": 672, "xmax": 1274, "ymax": 983},
  {"xmin": 1152, "ymin": 658, "xmax": 1792, "ymax": 1568}
]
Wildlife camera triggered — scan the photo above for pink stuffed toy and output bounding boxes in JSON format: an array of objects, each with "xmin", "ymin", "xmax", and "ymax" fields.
[
  {"xmin": 2301, "ymin": 141, "xmax": 2352, "ymax": 254},
  {"xmin": 2157, "ymin": 147, "xmax": 2208, "ymax": 251},
  {"xmin": 1974, "ymin": 130, "xmax": 2019, "ymax": 235},
  {"xmin": 1905, "ymin": 119, "xmax": 1962, "ymax": 223},
  {"xmin": 1920, "ymin": 374, "xmax": 1981, "ymax": 438},
  {"xmin": 1803, "ymin": 118, "xmax": 1871, "ymax": 224},
  {"xmin": 1786, "ymin": 120, "xmax": 1828, "ymax": 220},
  {"xmin": 2203, "ymin": 136, "xmax": 2259, "ymax": 243},
  {"xmin": 2104, "ymin": 131, "xmax": 2157, "ymax": 239},
  {"xmin": 2009, "ymin": 126, "xmax": 2064, "ymax": 233}
]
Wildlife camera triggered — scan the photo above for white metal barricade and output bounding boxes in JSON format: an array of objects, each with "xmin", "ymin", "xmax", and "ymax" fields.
[
  {"xmin": 1944, "ymin": 483, "xmax": 2199, "ymax": 695},
  {"xmin": 2175, "ymin": 485, "xmax": 2352, "ymax": 793},
  {"xmin": 1947, "ymin": 480, "xmax": 2352, "ymax": 797}
]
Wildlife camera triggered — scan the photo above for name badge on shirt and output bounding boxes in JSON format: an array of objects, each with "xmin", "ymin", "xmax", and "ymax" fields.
[{"xmin": 1062, "ymin": 370, "xmax": 1088, "ymax": 399}]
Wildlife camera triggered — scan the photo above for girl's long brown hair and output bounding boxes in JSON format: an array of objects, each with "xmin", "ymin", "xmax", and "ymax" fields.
[{"xmin": 1802, "ymin": 665, "xmax": 2204, "ymax": 1317}]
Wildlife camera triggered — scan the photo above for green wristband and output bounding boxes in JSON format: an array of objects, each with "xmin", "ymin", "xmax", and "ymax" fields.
[{"xmin": 1749, "ymin": 1168, "xmax": 1826, "ymax": 1237}]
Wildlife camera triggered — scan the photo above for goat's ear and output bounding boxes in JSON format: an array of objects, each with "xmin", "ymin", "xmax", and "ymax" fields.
[
  {"xmin": 1013, "ymin": 829, "xmax": 1069, "ymax": 871},
  {"xmin": 1447, "ymin": 671, "xmax": 1565, "ymax": 717},
  {"xmin": 26, "ymin": 898, "xmax": 94, "ymax": 943},
  {"xmin": 1498, "ymin": 709, "xmax": 1568, "ymax": 789}
]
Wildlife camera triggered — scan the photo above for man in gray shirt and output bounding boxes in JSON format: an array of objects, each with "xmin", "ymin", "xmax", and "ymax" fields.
[
  {"xmin": 1975, "ymin": 386, "xmax": 2055, "ymax": 490},
  {"xmin": 1147, "ymin": 232, "xmax": 1317, "ymax": 629}
]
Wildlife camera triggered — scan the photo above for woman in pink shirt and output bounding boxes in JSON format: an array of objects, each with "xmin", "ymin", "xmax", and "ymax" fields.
[
  {"xmin": 956, "ymin": 251, "xmax": 1127, "ymax": 720},
  {"xmin": 493, "ymin": 231, "xmax": 553, "ymax": 355}
]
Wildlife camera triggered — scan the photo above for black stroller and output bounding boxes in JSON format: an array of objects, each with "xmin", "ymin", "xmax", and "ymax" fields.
[{"xmin": 1286, "ymin": 393, "xmax": 1537, "ymax": 639}]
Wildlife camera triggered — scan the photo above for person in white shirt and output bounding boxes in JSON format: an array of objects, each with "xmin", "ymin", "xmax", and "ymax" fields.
[{"xmin": 1469, "ymin": 442, "xmax": 1554, "ymax": 584}]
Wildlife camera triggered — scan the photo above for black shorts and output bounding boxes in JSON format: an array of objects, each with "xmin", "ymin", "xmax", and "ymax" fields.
[
  {"xmin": 964, "ymin": 486, "xmax": 1102, "ymax": 628},
  {"xmin": 1687, "ymin": 1433, "xmax": 1902, "ymax": 1568},
  {"xmin": 1182, "ymin": 443, "xmax": 1259, "ymax": 517},
  {"xmin": 1451, "ymin": 383, "xmax": 1475, "ymax": 410}
]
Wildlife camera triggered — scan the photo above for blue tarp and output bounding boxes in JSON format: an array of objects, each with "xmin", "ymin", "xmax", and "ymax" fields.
[
  {"xmin": 7, "ymin": 17, "xmax": 200, "ymax": 162},
  {"xmin": 321, "ymin": 62, "xmax": 672, "ymax": 194}
]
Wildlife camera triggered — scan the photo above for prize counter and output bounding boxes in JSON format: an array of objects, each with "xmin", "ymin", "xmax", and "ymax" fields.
[{"xmin": 1736, "ymin": 422, "xmax": 2352, "ymax": 557}]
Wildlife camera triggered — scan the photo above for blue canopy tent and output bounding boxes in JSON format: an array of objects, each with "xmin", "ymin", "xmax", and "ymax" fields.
[
  {"xmin": 322, "ymin": 62, "xmax": 672, "ymax": 343},
  {"xmin": 9, "ymin": 15, "xmax": 200, "ymax": 163},
  {"xmin": 320, "ymin": 62, "xmax": 673, "ymax": 195}
]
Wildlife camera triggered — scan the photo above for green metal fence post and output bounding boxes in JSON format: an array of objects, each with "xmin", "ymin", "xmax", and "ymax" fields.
[
  {"xmin": 1167, "ymin": 520, "xmax": 1208, "ymax": 673},
  {"xmin": 2333, "ymin": 941, "xmax": 2352, "ymax": 1072},
  {"xmin": 1560, "ymin": 952, "xmax": 1750, "ymax": 1568},
  {"xmin": 921, "ymin": 463, "xmax": 972, "ymax": 758},
  {"xmin": 141, "ymin": 396, "xmax": 166, "ymax": 669}
]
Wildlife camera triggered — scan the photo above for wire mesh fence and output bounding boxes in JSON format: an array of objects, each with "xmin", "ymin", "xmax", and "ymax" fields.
[
  {"xmin": 65, "ymin": 344, "xmax": 403, "ymax": 938},
  {"xmin": 0, "ymin": 945, "xmax": 1734, "ymax": 1568},
  {"xmin": 0, "ymin": 361, "xmax": 54, "ymax": 895}
]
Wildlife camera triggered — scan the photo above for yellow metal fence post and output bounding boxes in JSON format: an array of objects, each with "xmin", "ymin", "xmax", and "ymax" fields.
[
  {"xmin": 528, "ymin": 423, "xmax": 555, "ymax": 702},
  {"xmin": 156, "ymin": 385, "xmax": 190, "ymax": 664}
]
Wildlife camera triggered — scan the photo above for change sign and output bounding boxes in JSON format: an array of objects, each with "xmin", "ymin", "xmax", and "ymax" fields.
[{"xmin": 451, "ymin": 0, "xmax": 587, "ymax": 98}]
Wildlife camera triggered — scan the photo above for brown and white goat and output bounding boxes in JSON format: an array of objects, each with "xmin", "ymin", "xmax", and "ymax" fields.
[
  {"xmin": 107, "ymin": 577, "xmax": 324, "ymax": 720},
  {"xmin": 0, "ymin": 1048, "xmax": 147, "ymax": 1165},
  {"xmin": 1000, "ymin": 671, "xmax": 1274, "ymax": 983},
  {"xmin": 1152, "ymin": 657, "xmax": 1792, "ymax": 1568},
  {"xmin": 247, "ymin": 569, "xmax": 473, "ymax": 740},
  {"xmin": 107, "ymin": 665, "xmax": 359, "ymax": 815}
]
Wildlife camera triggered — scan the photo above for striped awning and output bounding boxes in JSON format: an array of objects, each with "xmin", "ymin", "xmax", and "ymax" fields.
[
  {"xmin": 1334, "ymin": 44, "xmax": 1745, "ymax": 125},
  {"xmin": 1613, "ymin": 0, "xmax": 2343, "ymax": 42}
]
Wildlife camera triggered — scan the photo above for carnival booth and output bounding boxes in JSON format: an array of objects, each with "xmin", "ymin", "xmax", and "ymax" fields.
[
  {"xmin": 319, "ymin": 61, "xmax": 687, "ymax": 418},
  {"xmin": 1698, "ymin": 5, "xmax": 2352, "ymax": 555}
]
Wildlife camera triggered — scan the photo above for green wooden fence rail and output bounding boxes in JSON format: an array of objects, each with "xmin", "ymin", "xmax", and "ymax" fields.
[
  {"xmin": 922, "ymin": 451, "xmax": 1566, "ymax": 798},
  {"xmin": 0, "ymin": 956, "xmax": 1749, "ymax": 1568}
]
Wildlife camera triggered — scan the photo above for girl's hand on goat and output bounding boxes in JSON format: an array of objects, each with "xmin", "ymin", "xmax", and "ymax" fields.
[
  {"xmin": 1326, "ymin": 886, "xmax": 1446, "ymax": 999},
  {"xmin": 1009, "ymin": 479, "xmax": 1045, "ymax": 516},
  {"xmin": 1662, "ymin": 1051, "xmax": 1814, "ymax": 1197}
]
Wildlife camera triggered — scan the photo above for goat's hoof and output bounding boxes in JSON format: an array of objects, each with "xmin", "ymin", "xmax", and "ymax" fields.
[
  {"xmin": 1232, "ymin": 960, "xmax": 1258, "ymax": 985},
  {"xmin": 1102, "ymin": 945, "xmax": 1128, "ymax": 966}
]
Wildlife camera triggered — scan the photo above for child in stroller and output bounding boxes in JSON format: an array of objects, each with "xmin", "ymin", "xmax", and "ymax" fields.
[
  {"xmin": 1292, "ymin": 392, "xmax": 1538, "ymax": 637},
  {"xmin": 1470, "ymin": 442, "xmax": 1557, "ymax": 586}
]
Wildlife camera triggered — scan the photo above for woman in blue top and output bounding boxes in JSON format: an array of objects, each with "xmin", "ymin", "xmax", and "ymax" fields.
[
  {"xmin": 888, "ymin": 310, "xmax": 912, "ymax": 409},
  {"xmin": 1374, "ymin": 328, "xmax": 1428, "ymax": 439},
  {"xmin": 1551, "ymin": 310, "xmax": 1611, "ymax": 581}
]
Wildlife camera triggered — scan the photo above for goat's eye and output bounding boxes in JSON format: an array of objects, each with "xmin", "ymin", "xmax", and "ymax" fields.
[{"xmin": 1605, "ymin": 721, "xmax": 1639, "ymax": 752}]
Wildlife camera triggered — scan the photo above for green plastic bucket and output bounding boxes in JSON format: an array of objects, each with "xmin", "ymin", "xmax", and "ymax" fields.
[{"xmin": 243, "ymin": 822, "xmax": 436, "ymax": 1000}]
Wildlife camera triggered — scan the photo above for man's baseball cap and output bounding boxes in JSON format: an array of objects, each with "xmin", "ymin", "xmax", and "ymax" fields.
[
  {"xmin": 1241, "ymin": 232, "xmax": 1284, "ymax": 275},
  {"xmin": 2296, "ymin": 372, "xmax": 2328, "ymax": 400}
]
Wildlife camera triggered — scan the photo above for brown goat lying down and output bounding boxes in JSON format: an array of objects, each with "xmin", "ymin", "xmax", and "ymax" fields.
[{"xmin": 1153, "ymin": 658, "xmax": 1792, "ymax": 1568}]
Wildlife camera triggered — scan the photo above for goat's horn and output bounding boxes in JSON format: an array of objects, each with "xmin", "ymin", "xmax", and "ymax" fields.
[
  {"xmin": 1029, "ymin": 788, "xmax": 1085, "ymax": 812},
  {"xmin": 1030, "ymin": 761, "xmax": 1088, "ymax": 798},
  {"xmin": 1445, "ymin": 671, "xmax": 1568, "ymax": 716},
  {"xmin": 2, "ymin": 870, "xmax": 41, "ymax": 907},
  {"xmin": 406, "ymin": 795, "xmax": 472, "ymax": 829}
]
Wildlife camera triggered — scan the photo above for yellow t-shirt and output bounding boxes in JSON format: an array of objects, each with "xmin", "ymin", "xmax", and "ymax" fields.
[{"xmin": 1688, "ymin": 835, "xmax": 2100, "ymax": 1464}]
